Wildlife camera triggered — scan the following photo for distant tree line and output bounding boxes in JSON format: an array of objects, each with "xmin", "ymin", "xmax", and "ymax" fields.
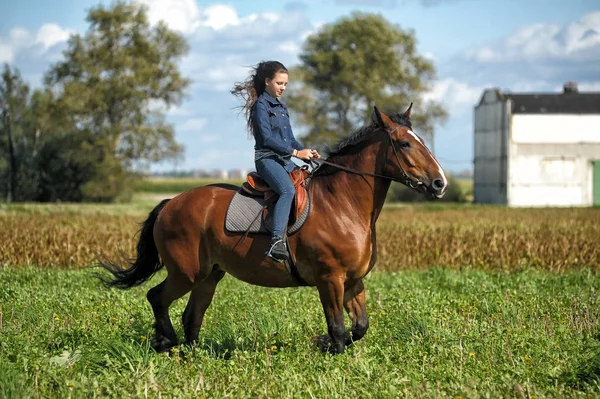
[{"xmin": 0, "ymin": 1, "xmax": 189, "ymax": 202}]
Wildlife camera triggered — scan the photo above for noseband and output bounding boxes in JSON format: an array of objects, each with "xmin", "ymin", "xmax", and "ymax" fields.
[{"xmin": 310, "ymin": 125, "xmax": 422, "ymax": 189}]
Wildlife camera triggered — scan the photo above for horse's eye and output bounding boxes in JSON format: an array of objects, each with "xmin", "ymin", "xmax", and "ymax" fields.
[{"xmin": 399, "ymin": 141, "xmax": 411, "ymax": 149}]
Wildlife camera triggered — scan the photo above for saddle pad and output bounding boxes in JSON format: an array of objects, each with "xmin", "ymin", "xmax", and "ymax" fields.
[{"xmin": 225, "ymin": 190, "xmax": 310, "ymax": 235}]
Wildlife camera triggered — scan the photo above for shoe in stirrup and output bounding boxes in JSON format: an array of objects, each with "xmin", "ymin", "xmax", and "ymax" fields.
[{"xmin": 266, "ymin": 237, "xmax": 288, "ymax": 262}]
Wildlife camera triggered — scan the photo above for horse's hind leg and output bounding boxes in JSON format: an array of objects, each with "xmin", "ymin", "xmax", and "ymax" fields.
[
  {"xmin": 182, "ymin": 266, "xmax": 226, "ymax": 345},
  {"xmin": 147, "ymin": 275, "xmax": 193, "ymax": 353}
]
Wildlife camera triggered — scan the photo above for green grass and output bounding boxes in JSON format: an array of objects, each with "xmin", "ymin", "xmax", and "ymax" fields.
[
  {"xmin": 1, "ymin": 266, "xmax": 599, "ymax": 398},
  {"xmin": 0, "ymin": 197, "xmax": 159, "ymax": 217},
  {"xmin": 0, "ymin": 196, "xmax": 495, "ymax": 217}
]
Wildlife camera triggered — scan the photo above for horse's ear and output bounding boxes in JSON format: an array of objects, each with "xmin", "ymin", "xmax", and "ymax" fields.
[
  {"xmin": 403, "ymin": 102, "xmax": 413, "ymax": 119},
  {"xmin": 372, "ymin": 106, "xmax": 383, "ymax": 127},
  {"xmin": 372, "ymin": 105, "xmax": 392, "ymax": 127}
]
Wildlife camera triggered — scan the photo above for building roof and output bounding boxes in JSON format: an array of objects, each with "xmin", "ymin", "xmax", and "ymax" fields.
[
  {"xmin": 478, "ymin": 82, "xmax": 600, "ymax": 114},
  {"xmin": 505, "ymin": 92, "xmax": 600, "ymax": 114}
]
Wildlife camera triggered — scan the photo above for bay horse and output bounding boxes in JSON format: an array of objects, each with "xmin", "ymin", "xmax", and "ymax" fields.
[{"xmin": 100, "ymin": 105, "xmax": 447, "ymax": 355}]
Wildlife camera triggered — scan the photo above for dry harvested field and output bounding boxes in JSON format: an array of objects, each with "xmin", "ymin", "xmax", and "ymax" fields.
[{"xmin": 1, "ymin": 202, "xmax": 598, "ymax": 272}]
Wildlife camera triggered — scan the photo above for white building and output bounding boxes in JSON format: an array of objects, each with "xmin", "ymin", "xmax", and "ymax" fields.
[{"xmin": 474, "ymin": 82, "xmax": 600, "ymax": 207}]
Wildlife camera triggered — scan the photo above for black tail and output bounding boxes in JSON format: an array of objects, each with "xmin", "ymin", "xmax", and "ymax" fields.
[{"xmin": 99, "ymin": 199, "xmax": 171, "ymax": 289}]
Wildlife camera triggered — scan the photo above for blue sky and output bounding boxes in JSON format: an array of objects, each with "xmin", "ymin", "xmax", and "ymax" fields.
[{"xmin": 2, "ymin": 0, "xmax": 599, "ymax": 174}]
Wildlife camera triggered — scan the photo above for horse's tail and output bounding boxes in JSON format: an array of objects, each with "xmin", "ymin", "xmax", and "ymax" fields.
[{"xmin": 99, "ymin": 199, "xmax": 171, "ymax": 289}]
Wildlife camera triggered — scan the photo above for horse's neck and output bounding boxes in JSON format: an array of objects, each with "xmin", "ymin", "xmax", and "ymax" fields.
[{"xmin": 313, "ymin": 138, "xmax": 391, "ymax": 226}]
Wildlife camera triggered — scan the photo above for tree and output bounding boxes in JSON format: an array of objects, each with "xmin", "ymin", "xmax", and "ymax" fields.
[
  {"xmin": 43, "ymin": 1, "xmax": 190, "ymax": 199},
  {"xmin": 0, "ymin": 64, "xmax": 36, "ymax": 202},
  {"xmin": 286, "ymin": 12, "xmax": 447, "ymax": 150}
]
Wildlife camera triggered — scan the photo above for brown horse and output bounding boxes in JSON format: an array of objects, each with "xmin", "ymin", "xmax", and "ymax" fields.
[{"xmin": 101, "ymin": 105, "xmax": 447, "ymax": 355}]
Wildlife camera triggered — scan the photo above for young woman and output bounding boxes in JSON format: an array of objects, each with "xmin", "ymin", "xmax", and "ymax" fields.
[{"xmin": 232, "ymin": 61, "xmax": 320, "ymax": 262}]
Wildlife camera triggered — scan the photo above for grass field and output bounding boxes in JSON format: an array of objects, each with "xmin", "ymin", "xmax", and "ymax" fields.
[
  {"xmin": 1, "ymin": 196, "xmax": 599, "ymax": 398},
  {"xmin": 1, "ymin": 266, "xmax": 599, "ymax": 398}
]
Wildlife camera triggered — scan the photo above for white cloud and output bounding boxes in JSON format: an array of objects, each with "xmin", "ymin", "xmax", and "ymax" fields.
[
  {"xmin": 334, "ymin": 0, "xmax": 398, "ymax": 6},
  {"xmin": 167, "ymin": 105, "xmax": 196, "ymax": 117},
  {"xmin": 35, "ymin": 24, "xmax": 73, "ymax": 49},
  {"xmin": 137, "ymin": 2, "xmax": 281, "ymax": 33},
  {"xmin": 0, "ymin": 24, "xmax": 72, "ymax": 68},
  {"xmin": 136, "ymin": 1, "xmax": 314, "ymax": 94},
  {"xmin": 136, "ymin": 0, "xmax": 201, "ymax": 33},
  {"xmin": 177, "ymin": 117, "xmax": 207, "ymax": 133},
  {"xmin": 278, "ymin": 41, "xmax": 301, "ymax": 54},
  {"xmin": 443, "ymin": 10, "xmax": 600, "ymax": 95},
  {"xmin": 423, "ymin": 52, "xmax": 435, "ymax": 61},
  {"xmin": 423, "ymin": 78, "xmax": 486, "ymax": 114},
  {"xmin": 463, "ymin": 11, "xmax": 600, "ymax": 63},
  {"xmin": 578, "ymin": 81, "xmax": 600, "ymax": 91},
  {"xmin": 244, "ymin": 12, "xmax": 280, "ymax": 24},
  {"xmin": 0, "ymin": 43, "xmax": 14, "ymax": 63},
  {"xmin": 202, "ymin": 4, "xmax": 240, "ymax": 30},
  {"xmin": 9, "ymin": 28, "xmax": 31, "ymax": 47},
  {"xmin": 179, "ymin": 8, "xmax": 314, "ymax": 92},
  {"xmin": 334, "ymin": 0, "xmax": 469, "ymax": 6}
]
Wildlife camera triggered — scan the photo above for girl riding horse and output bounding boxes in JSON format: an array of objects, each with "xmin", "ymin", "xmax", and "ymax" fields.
[{"xmin": 231, "ymin": 61, "xmax": 321, "ymax": 262}]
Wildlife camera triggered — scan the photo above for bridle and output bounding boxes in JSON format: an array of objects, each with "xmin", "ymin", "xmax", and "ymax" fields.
[{"xmin": 307, "ymin": 124, "xmax": 424, "ymax": 190}]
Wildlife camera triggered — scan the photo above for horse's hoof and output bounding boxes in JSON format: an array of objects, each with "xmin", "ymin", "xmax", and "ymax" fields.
[
  {"xmin": 151, "ymin": 336, "xmax": 178, "ymax": 353},
  {"xmin": 311, "ymin": 334, "xmax": 331, "ymax": 352},
  {"xmin": 311, "ymin": 334, "xmax": 346, "ymax": 354},
  {"xmin": 328, "ymin": 344, "xmax": 345, "ymax": 355}
]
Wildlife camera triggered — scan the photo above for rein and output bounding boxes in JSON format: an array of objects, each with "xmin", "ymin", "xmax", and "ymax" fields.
[{"xmin": 307, "ymin": 125, "xmax": 422, "ymax": 189}]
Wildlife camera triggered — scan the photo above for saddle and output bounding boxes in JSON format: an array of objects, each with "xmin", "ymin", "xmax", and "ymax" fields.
[{"xmin": 241, "ymin": 167, "xmax": 310, "ymax": 225}]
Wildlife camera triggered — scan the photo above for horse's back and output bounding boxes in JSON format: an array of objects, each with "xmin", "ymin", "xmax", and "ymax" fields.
[{"xmin": 153, "ymin": 184, "xmax": 236, "ymax": 250}]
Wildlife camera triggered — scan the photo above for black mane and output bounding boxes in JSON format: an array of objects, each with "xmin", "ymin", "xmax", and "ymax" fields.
[
  {"xmin": 325, "ymin": 124, "xmax": 376, "ymax": 158},
  {"xmin": 312, "ymin": 112, "xmax": 412, "ymax": 177},
  {"xmin": 324, "ymin": 112, "xmax": 412, "ymax": 157}
]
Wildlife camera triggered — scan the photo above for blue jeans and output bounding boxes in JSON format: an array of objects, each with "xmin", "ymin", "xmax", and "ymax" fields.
[{"xmin": 255, "ymin": 157, "xmax": 295, "ymax": 239}]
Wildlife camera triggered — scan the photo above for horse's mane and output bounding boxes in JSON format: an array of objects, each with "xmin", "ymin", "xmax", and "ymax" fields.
[{"xmin": 312, "ymin": 112, "xmax": 411, "ymax": 177}]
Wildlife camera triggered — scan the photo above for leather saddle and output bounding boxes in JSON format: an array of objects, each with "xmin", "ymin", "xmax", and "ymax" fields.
[{"xmin": 241, "ymin": 166, "xmax": 310, "ymax": 225}]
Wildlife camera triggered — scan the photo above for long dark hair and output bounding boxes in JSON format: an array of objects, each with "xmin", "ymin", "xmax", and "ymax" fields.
[{"xmin": 231, "ymin": 61, "xmax": 288, "ymax": 138}]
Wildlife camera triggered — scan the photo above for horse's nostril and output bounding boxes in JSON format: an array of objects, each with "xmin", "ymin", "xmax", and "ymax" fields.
[{"xmin": 432, "ymin": 179, "xmax": 445, "ymax": 190}]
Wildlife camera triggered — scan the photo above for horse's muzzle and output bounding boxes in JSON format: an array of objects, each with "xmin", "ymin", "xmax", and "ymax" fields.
[{"xmin": 429, "ymin": 178, "xmax": 447, "ymax": 199}]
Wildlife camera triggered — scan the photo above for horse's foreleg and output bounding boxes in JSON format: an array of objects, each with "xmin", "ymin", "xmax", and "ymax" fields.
[
  {"xmin": 343, "ymin": 280, "xmax": 368, "ymax": 346},
  {"xmin": 182, "ymin": 267, "xmax": 226, "ymax": 345},
  {"xmin": 312, "ymin": 280, "xmax": 368, "ymax": 351},
  {"xmin": 314, "ymin": 276, "xmax": 346, "ymax": 354}
]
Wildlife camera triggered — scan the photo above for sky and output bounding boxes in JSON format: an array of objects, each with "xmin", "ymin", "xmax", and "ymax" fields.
[{"xmin": 1, "ymin": 0, "xmax": 599, "ymax": 174}]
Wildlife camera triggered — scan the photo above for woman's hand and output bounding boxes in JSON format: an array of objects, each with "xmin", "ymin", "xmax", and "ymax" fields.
[{"xmin": 294, "ymin": 149, "xmax": 317, "ymax": 161}]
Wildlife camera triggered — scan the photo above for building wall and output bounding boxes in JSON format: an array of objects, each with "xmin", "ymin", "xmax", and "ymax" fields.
[
  {"xmin": 508, "ymin": 114, "xmax": 600, "ymax": 207},
  {"xmin": 473, "ymin": 92, "xmax": 509, "ymax": 204}
]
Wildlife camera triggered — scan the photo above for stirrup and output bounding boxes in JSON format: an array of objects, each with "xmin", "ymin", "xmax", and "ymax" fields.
[{"xmin": 266, "ymin": 238, "xmax": 288, "ymax": 262}]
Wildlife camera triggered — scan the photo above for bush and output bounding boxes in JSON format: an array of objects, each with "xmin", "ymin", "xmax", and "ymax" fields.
[{"xmin": 33, "ymin": 133, "xmax": 133, "ymax": 203}]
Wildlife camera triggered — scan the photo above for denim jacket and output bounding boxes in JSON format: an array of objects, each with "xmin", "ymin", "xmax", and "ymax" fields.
[{"xmin": 252, "ymin": 92, "xmax": 304, "ymax": 171}]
